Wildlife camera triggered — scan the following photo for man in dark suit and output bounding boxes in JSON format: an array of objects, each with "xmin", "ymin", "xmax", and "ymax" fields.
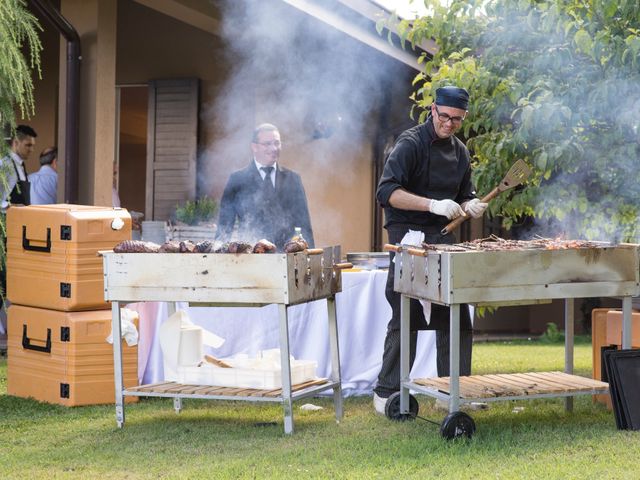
[{"xmin": 216, "ymin": 123, "xmax": 314, "ymax": 250}]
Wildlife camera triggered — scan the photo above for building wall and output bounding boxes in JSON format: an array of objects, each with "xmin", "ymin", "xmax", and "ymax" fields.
[
  {"xmin": 25, "ymin": 0, "xmax": 416, "ymax": 253},
  {"xmin": 42, "ymin": 0, "xmax": 117, "ymax": 206},
  {"xmin": 18, "ymin": 1, "xmax": 61, "ymax": 178},
  {"xmin": 114, "ymin": 0, "xmax": 413, "ymax": 253},
  {"xmin": 25, "ymin": 1, "xmax": 609, "ymax": 335}
]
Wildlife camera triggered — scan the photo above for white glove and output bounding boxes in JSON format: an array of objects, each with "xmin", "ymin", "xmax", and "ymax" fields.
[
  {"xmin": 462, "ymin": 198, "xmax": 488, "ymax": 219},
  {"xmin": 429, "ymin": 199, "xmax": 466, "ymax": 220}
]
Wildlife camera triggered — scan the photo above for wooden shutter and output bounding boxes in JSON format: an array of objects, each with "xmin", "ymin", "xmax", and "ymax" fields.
[{"xmin": 146, "ymin": 78, "xmax": 199, "ymax": 220}]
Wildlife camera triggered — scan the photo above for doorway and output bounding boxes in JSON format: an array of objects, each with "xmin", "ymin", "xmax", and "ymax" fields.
[{"xmin": 116, "ymin": 85, "xmax": 148, "ymax": 215}]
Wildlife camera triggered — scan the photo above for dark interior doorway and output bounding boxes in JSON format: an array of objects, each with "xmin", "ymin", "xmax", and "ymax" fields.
[{"xmin": 116, "ymin": 85, "xmax": 148, "ymax": 215}]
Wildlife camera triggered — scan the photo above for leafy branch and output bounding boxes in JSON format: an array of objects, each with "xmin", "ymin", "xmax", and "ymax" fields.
[{"xmin": 381, "ymin": 0, "xmax": 640, "ymax": 241}]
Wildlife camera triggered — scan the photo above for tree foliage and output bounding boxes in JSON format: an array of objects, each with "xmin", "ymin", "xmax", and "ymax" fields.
[
  {"xmin": 0, "ymin": 0, "xmax": 42, "ymax": 147},
  {"xmin": 0, "ymin": 0, "xmax": 41, "ymax": 287},
  {"xmin": 383, "ymin": 0, "xmax": 640, "ymax": 241}
]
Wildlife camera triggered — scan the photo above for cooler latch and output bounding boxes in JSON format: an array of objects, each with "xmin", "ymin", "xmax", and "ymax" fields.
[
  {"xmin": 60, "ymin": 383, "xmax": 70, "ymax": 399},
  {"xmin": 60, "ymin": 225, "xmax": 72, "ymax": 240},
  {"xmin": 60, "ymin": 283, "xmax": 72, "ymax": 298},
  {"xmin": 60, "ymin": 327, "xmax": 70, "ymax": 342}
]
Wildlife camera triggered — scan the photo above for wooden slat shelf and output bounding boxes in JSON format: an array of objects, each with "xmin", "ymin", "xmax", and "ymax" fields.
[
  {"xmin": 127, "ymin": 378, "xmax": 329, "ymax": 398},
  {"xmin": 412, "ymin": 372, "xmax": 608, "ymax": 399}
]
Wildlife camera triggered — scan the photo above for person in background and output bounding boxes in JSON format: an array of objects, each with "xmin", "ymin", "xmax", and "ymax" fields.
[
  {"xmin": 29, "ymin": 146, "xmax": 58, "ymax": 205},
  {"xmin": 1, "ymin": 124, "xmax": 36, "ymax": 211},
  {"xmin": 372, "ymin": 86, "xmax": 488, "ymax": 414},
  {"xmin": 216, "ymin": 123, "xmax": 314, "ymax": 250},
  {"xmin": 0, "ymin": 124, "xmax": 37, "ymax": 350},
  {"xmin": 112, "ymin": 162, "xmax": 121, "ymax": 208}
]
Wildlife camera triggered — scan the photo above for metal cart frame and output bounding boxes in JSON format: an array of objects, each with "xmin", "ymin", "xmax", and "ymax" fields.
[
  {"xmin": 104, "ymin": 248, "xmax": 344, "ymax": 434},
  {"xmin": 392, "ymin": 246, "xmax": 639, "ymax": 437}
]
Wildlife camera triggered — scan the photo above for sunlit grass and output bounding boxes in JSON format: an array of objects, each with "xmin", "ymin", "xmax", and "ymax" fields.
[
  {"xmin": 473, "ymin": 336, "xmax": 592, "ymax": 376},
  {"xmin": 1, "ymin": 338, "xmax": 636, "ymax": 479}
]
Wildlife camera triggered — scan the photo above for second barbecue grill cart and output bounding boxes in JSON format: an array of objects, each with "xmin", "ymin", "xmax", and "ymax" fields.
[{"xmin": 388, "ymin": 242, "xmax": 639, "ymax": 439}]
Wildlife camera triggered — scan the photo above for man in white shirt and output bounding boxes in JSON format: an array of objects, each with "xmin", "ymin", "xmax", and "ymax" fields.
[
  {"xmin": 1, "ymin": 124, "xmax": 37, "ymax": 211},
  {"xmin": 29, "ymin": 147, "xmax": 58, "ymax": 205}
]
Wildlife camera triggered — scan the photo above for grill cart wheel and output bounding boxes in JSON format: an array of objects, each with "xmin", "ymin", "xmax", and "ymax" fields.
[
  {"xmin": 440, "ymin": 411, "xmax": 476, "ymax": 440},
  {"xmin": 385, "ymin": 392, "xmax": 419, "ymax": 421}
]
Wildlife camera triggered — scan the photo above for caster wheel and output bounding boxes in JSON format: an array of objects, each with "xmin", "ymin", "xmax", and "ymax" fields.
[
  {"xmin": 440, "ymin": 411, "xmax": 475, "ymax": 440},
  {"xmin": 384, "ymin": 391, "xmax": 419, "ymax": 421}
]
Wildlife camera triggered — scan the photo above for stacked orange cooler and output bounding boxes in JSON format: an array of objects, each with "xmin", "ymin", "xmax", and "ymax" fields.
[{"xmin": 5, "ymin": 204, "xmax": 138, "ymax": 406}]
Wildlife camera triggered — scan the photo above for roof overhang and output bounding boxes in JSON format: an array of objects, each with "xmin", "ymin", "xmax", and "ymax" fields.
[
  {"xmin": 133, "ymin": 0, "xmax": 221, "ymax": 35},
  {"xmin": 282, "ymin": 0, "xmax": 434, "ymax": 71},
  {"xmin": 134, "ymin": 0, "xmax": 433, "ymax": 72}
]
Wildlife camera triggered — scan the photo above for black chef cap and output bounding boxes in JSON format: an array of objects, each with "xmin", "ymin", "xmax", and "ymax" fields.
[{"xmin": 435, "ymin": 86, "xmax": 469, "ymax": 110}]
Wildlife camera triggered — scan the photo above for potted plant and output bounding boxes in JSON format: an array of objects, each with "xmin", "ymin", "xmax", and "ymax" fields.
[{"xmin": 168, "ymin": 196, "xmax": 218, "ymax": 242}]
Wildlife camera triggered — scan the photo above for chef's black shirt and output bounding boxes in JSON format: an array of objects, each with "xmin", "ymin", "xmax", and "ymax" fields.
[{"xmin": 376, "ymin": 116, "xmax": 475, "ymax": 233}]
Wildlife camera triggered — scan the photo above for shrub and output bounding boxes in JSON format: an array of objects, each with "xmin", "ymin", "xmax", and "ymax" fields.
[
  {"xmin": 174, "ymin": 196, "xmax": 218, "ymax": 226},
  {"xmin": 539, "ymin": 322, "xmax": 564, "ymax": 344}
]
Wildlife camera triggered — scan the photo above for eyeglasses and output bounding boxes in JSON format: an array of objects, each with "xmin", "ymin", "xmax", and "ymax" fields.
[
  {"xmin": 255, "ymin": 140, "xmax": 282, "ymax": 148},
  {"xmin": 434, "ymin": 105, "xmax": 465, "ymax": 125}
]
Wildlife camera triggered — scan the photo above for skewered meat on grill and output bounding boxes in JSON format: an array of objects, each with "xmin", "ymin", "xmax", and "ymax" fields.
[
  {"xmin": 252, "ymin": 239, "xmax": 277, "ymax": 254},
  {"xmin": 159, "ymin": 240, "xmax": 181, "ymax": 253},
  {"xmin": 195, "ymin": 240, "xmax": 213, "ymax": 253},
  {"xmin": 227, "ymin": 241, "xmax": 253, "ymax": 253},
  {"xmin": 115, "ymin": 238, "xmax": 293, "ymax": 254},
  {"xmin": 114, "ymin": 240, "xmax": 161, "ymax": 253},
  {"xmin": 420, "ymin": 243, "xmax": 468, "ymax": 252},
  {"xmin": 179, "ymin": 240, "xmax": 198, "ymax": 253},
  {"xmin": 284, "ymin": 239, "xmax": 308, "ymax": 253},
  {"xmin": 157, "ymin": 241, "xmax": 204, "ymax": 253},
  {"xmin": 420, "ymin": 234, "xmax": 610, "ymax": 253},
  {"xmin": 214, "ymin": 242, "xmax": 229, "ymax": 253}
]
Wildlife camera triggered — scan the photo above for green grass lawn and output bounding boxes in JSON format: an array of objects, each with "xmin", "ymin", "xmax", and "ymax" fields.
[{"xmin": 1, "ymin": 338, "xmax": 637, "ymax": 479}]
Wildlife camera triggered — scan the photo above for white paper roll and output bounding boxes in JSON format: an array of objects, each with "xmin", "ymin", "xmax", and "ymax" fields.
[
  {"xmin": 159, "ymin": 309, "xmax": 225, "ymax": 381},
  {"xmin": 178, "ymin": 326, "xmax": 203, "ymax": 366}
]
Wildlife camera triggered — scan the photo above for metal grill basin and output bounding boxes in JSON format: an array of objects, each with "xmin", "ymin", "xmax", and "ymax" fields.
[
  {"xmin": 102, "ymin": 247, "xmax": 342, "ymax": 306},
  {"xmin": 395, "ymin": 245, "xmax": 640, "ymax": 305}
]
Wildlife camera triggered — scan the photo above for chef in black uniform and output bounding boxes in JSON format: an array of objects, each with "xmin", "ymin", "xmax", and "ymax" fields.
[
  {"xmin": 0, "ymin": 124, "xmax": 36, "ymax": 342},
  {"xmin": 372, "ymin": 87, "xmax": 487, "ymax": 413},
  {"xmin": 1, "ymin": 124, "xmax": 36, "ymax": 211}
]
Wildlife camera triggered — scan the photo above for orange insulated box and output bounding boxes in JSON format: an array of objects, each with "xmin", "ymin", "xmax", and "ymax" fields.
[
  {"xmin": 7, "ymin": 304, "xmax": 138, "ymax": 406},
  {"xmin": 6, "ymin": 204, "xmax": 131, "ymax": 311}
]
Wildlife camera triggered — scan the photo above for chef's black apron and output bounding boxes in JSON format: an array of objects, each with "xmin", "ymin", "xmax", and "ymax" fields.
[
  {"xmin": 1, "ymin": 158, "xmax": 30, "ymax": 309},
  {"xmin": 384, "ymin": 132, "xmax": 472, "ymax": 331},
  {"xmin": 9, "ymin": 158, "xmax": 30, "ymax": 206},
  {"xmin": 385, "ymin": 228, "xmax": 472, "ymax": 331}
]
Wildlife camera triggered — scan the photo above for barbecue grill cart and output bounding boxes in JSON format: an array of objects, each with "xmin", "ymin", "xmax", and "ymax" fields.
[
  {"xmin": 387, "ymin": 242, "xmax": 640, "ymax": 439},
  {"xmin": 102, "ymin": 247, "xmax": 345, "ymax": 434}
]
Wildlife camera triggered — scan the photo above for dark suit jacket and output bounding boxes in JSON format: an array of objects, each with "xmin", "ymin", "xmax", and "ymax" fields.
[{"xmin": 216, "ymin": 162, "xmax": 314, "ymax": 250}]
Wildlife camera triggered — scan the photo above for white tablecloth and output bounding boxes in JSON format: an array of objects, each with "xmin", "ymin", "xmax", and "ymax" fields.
[{"xmin": 127, "ymin": 270, "xmax": 437, "ymax": 396}]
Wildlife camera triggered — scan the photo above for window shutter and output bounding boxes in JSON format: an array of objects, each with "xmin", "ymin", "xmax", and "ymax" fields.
[{"xmin": 146, "ymin": 78, "xmax": 199, "ymax": 220}]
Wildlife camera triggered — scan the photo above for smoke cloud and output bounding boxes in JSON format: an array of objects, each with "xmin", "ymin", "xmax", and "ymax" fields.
[
  {"xmin": 198, "ymin": 0, "xmax": 408, "ymax": 235},
  {"xmin": 474, "ymin": 9, "xmax": 640, "ymax": 243}
]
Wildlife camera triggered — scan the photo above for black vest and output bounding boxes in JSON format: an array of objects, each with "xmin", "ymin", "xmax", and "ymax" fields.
[{"xmin": 9, "ymin": 157, "xmax": 30, "ymax": 206}]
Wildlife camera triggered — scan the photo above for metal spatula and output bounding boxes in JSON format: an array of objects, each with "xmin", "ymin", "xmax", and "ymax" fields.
[{"xmin": 441, "ymin": 159, "xmax": 532, "ymax": 236}]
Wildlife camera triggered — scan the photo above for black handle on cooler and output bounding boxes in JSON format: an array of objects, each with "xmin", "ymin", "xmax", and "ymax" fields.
[
  {"xmin": 22, "ymin": 324, "xmax": 52, "ymax": 353},
  {"xmin": 22, "ymin": 225, "xmax": 51, "ymax": 252}
]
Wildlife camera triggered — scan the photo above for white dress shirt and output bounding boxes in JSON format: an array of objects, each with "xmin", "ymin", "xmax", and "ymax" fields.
[
  {"xmin": 0, "ymin": 151, "xmax": 28, "ymax": 210},
  {"xmin": 254, "ymin": 159, "xmax": 277, "ymax": 187},
  {"xmin": 29, "ymin": 164, "xmax": 58, "ymax": 205}
]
